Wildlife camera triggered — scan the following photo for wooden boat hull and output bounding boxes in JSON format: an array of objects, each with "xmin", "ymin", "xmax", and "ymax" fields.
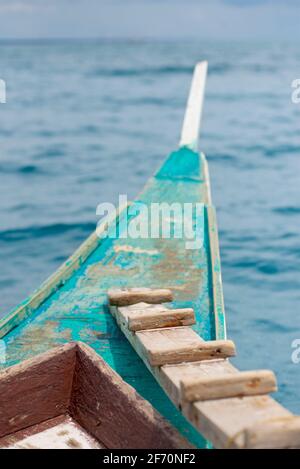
[{"xmin": 0, "ymin": 146, "xmax": 225, "ymax": 448}]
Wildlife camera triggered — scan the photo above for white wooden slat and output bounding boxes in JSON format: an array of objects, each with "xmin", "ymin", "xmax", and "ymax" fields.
[{"xmin": 179, "ymin": 61, "xmax": 208, "ymax": 151}]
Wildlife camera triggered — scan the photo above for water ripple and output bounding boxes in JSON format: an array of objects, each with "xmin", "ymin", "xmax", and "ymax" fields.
[{"xmin": 0, "ymin": 223, "xmax": 95, "ymax": 242}]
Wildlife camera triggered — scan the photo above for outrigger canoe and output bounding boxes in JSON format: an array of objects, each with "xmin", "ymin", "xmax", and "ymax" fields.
[{"xmin": 0, "ymin": 62, "xmax": 298, "ymax": 449}]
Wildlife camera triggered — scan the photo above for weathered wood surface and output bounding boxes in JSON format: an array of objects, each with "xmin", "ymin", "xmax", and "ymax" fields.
[
  {"xmin": 0, "ymin": 343, "xmax": 75, "ymax": 439},
  {"xmin": 108, "ymin": 288, "xmax": 173, "ymax": 307},
  {"xmin": 161, "ymin": 359, "xmax": 237, "ymax": 407},
  {"xmin": 244, "ymin": 416, "xmax": 300, "ymax": 449},
  {"xmin": 190, "ymin": 395, "xmax": 291, "ymax": 449},
  {"xmin": 180, "ymin": 369, "xmax": 277, "ymax": 402},
  {"xmin": 0, "ymin": 415, "xmax": 104, "ymax": 449},
  {"xmin": 0, "ymin": 342, "xmax": 191, "ymax": 449},
  {"xmin": 207, "ymin": 205, "xmax": 226, "ymax": 340},
  {"xmin": 119, "ymin": 303, "xmax": 196, "ymax": 332},
  {"xmin": 161, "ymin": 358, "xmax": 291, "ymax": 448},
  {"xmin": 72, "ymin": 342, "xmax": 192, "ymax": 449},
  {"xmin": 110, "ymin": 304, "xmax": 292, "ymax": 449},
  {"xmin": 136, "ymin": 327, "xmax": 236, "ymax": 366}
]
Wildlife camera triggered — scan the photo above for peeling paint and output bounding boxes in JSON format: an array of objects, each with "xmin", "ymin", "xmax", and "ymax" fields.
[{"xmin": 114, "ymin": 245, "xmax": 159, "ymax": 256}]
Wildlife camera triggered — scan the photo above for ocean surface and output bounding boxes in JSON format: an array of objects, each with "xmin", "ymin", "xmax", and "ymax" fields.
[{"xmin": 0, "ymin": 39, "xmax": 300, "ymax": 413}]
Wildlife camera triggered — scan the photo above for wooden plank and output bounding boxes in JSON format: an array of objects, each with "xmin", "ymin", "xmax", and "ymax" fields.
[
  {"xmin": 72, "ymin": 342, "xmax": 192, "ymax": 449},
  {"xmin": 244, "ymin": 416, "xmax": 300, "ymax": 449},
  {"xmin": 0, "ymin": 415, "xmax": 104, "ymax": 449},
  {"xmin": 108, "ymin": 288, "xmax": 173, "ymax": 307},
  {"xmin": 190, "ymin": 395, "xmax": 291, "ymax": 449},
  {"xmin": 162, "ymin": 361, "xmax": 290, "ymax": 448},
  {"xmin": 160, "ymin": 359, "xmax": 237, "ymax": 407},
  {"xmin": 180, "ymin": 369, "xmax": 277, "ymax": 403},
  {"xmin": 201, "ymin": 153, "xmax": 212, "ymax": 205},
  {"xmin": 136, "ymin": 327, "xmax": 236, "ymax": 366},
  {"xmin": 207, "ymin": 205, "xmax": 226, "ymax": 340},
  {"xmin": 0, "ymin": 343, "xmax": 76, "ymax": 439},
  {"xmin": 110, "ymin": 304, "xmax": 292, "ymax": 449},
  {"xmin": 129, "ymin": 308, "xmax": 195, "ymax": 332},
  {"xmin": 118, "ymin": 303, "xmax": 195, "ymax": 332},
  {"xmin": 179, "ymin": 61, "xmax": 208, "ymax": 151}
]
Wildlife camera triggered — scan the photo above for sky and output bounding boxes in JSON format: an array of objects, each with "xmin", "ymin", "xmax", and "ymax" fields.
[{"xmin": 0, "ymin": 0, "xmax": 300, "ymax": 40}]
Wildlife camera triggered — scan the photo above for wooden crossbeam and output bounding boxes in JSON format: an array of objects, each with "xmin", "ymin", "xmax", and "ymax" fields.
[
  {"xmin": 118, "ymin": 303, "xmax": 195, "ymax": 332},
  {"xmin": 159, "ymin": 360, "xmax": 290, "ymax": 449},
  {"xmin": 136, "ymin": 327, "xmax": 236, "ymax": 366},
  {"xmin": 108, "ymin": 288, "xmax": 173, "ymax": 306},
  {"xmin": 108, "ymin": 294, "xmax": 293, "ymax": 449},
  {"xmin": 180, "ymin": 370, "xmax": 277, "ymax": 403}
]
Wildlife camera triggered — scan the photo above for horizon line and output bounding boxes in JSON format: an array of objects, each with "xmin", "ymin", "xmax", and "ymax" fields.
[{"xmin": 0, "ymin": 36, "xmax": 293, "ymax": 44}]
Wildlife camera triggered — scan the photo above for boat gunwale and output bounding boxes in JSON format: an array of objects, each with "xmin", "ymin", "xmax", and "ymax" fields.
[
  {"xmin": 0, "ymin": 204, "xmax": 128, "ymax": 339},
  {"xmin": 0, "ymin": 184, "xmax": 225, "ymax": 343}
]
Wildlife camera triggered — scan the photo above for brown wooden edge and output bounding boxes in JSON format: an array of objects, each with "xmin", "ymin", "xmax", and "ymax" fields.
[{"xmin": 0, "ymin": 342, "xmax": 192, "ymax": 449}]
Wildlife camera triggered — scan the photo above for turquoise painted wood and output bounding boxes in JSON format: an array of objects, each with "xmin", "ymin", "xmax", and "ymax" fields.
[{"xmin": 0, "ymin": 147, "xmax": 226, "ymax": 448}]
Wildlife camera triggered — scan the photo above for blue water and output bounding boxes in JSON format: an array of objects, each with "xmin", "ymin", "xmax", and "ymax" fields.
[{"xmin": 0, "ymin": 40, "xmax": 300, "ymax": 413}]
